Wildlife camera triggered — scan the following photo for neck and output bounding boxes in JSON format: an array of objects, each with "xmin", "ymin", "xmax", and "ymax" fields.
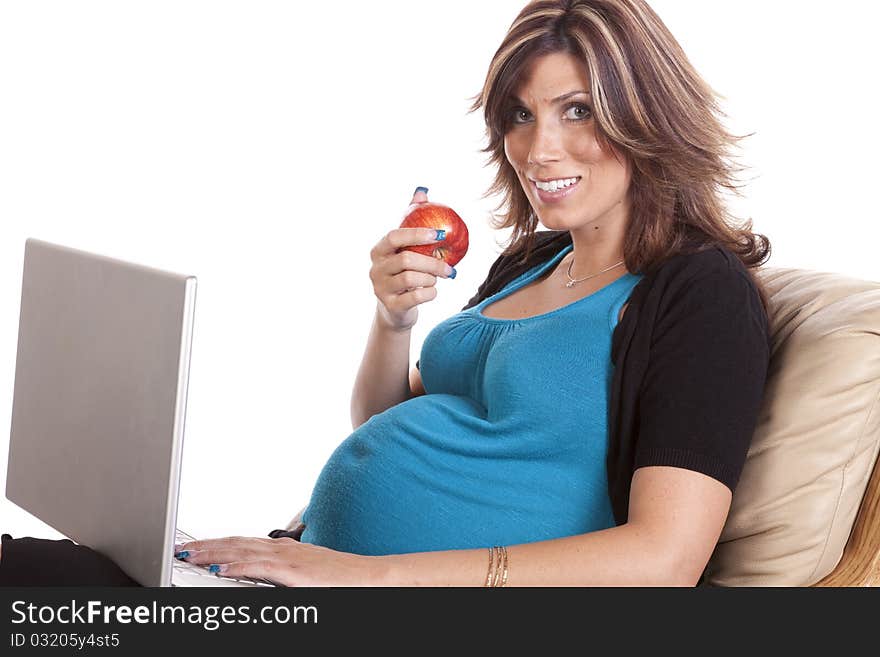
[{"xmin": 564, "ymin": 230, "xmax": 626, "ymax": 278}]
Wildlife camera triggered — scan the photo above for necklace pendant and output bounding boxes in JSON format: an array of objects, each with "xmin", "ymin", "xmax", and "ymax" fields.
[{"xmin": 566, "ymin": 280, "xmax": 577, "ymax": 289}]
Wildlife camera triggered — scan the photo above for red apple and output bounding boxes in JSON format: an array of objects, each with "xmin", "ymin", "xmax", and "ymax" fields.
[{"xmin": 399, "ymin": 202, "xmax": 469, "ymax": 267}]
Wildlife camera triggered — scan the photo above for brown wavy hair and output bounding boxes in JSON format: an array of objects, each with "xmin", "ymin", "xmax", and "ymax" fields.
[{"xmin": 468, "ymin": 0, "xmax": 772, "ymax": 313}]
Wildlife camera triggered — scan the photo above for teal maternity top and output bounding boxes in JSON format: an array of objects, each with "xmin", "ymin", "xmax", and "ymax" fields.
[{"xmin": 300, "ymin": 244, "xmax": 644, "ymax": 556}]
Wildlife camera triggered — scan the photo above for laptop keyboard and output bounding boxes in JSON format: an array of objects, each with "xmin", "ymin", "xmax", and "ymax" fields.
[{"xmin": 173, "ymin": 528, "xmax": 276, "ymax": 587}]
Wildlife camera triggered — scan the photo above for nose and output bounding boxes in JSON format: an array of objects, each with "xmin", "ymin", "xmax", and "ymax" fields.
[{"xmin": 526, "ymin": 121, "xmax": 563, "ymax": 167}]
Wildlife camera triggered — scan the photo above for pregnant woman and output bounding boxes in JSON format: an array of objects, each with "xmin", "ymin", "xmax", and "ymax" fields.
[{"xmin": 1, "ymin": 0, "xmax": 770, "ymax": 587}]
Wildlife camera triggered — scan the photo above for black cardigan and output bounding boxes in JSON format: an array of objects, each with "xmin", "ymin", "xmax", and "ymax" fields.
[{"xmin": 419, "ymin": 230, "xmax": 770, "ymax": 526}]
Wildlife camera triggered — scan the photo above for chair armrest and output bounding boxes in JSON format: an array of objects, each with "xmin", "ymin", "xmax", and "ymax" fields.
[{"xmin": 813, "ymin": 449, "xmax": 880, "ymax": 586}]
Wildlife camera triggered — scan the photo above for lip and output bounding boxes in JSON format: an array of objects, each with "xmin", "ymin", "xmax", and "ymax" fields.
[
  {"xmin": 531, "ymin": 177, "xmax": 582, "ymax": 204},
  {"xmin": 530, "ymin": 176, "xmax": 580, "ymax": 183}
]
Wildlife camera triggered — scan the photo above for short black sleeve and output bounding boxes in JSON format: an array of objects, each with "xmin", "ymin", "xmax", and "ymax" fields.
[{"xmin": 633, "ymin": 269, "xmax": 769, "ymax": 492}]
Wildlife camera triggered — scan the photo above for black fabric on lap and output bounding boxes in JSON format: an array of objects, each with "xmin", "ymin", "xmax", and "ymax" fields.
[
  {"xmin": 267, "ymin": 527, "xmax": 305, "ymax": 541},
  {"xmin": 0, "ymin": 534, "xmax": 141, "ymax": 586}
]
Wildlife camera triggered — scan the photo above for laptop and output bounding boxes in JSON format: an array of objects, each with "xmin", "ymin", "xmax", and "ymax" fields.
[{"xmin": 5, "ymin": 238, "xmax": 275, "ymax": 587}]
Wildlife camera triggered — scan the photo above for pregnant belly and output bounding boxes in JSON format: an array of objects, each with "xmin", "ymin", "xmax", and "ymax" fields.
[{"xmin": 299, "ymin": 394, "xmax": 614, "ymax": 556}]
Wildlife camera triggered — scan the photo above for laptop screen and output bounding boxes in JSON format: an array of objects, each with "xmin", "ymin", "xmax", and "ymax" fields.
[{"xmin": 6, "ymin": 239, "xmax": 197, "ymax": 586}]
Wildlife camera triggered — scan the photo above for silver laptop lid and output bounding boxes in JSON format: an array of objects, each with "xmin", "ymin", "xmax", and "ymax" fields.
[{"xmin": 6, "ymin": 239, "xmax": 197, "ymax": 586}]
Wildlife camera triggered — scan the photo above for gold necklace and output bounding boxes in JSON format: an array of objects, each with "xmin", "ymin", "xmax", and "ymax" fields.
[{"xmin": 564, "ymin": 256, "xmax": 625, "ymax": 288}]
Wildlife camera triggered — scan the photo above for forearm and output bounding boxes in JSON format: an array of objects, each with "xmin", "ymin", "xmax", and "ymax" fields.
[
  {"xmin": 350, "ymin": 304, "xmax": 414, "ymax": 430},
  {"xmin": 372, "ymin": 524, "xmax": 690, "ymax": 587}
]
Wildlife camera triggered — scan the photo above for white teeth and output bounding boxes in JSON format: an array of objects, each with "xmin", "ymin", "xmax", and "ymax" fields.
[{"xmin": 534, "ymin": 177, "xmax": 579, "ymax": 192}]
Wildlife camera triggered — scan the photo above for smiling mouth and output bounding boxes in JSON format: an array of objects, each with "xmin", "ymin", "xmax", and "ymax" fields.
[{"xmin": 531, "ymin": 176, "xmax": 582, "ymax": 194}]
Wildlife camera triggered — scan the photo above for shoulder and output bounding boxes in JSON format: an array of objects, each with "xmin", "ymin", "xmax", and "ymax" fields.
[
  {"xmin": 498, "ymin": 230, "xmax": 571, "ymax": 267},
  {"xmin": 652, "ymin": 244, "xmax": 750, "ymax": 283},
  {"xmin": 638, "ymin": 244, "xmax": 762, "ymax": 310},
  {"xmin": 625, "ymin": 243, "xmax": 769, "ymax": 348},
  {"xmin": 642, "ymin": 245, "xmax": 770, "ymax": 351},
  {"xmin": 462, "ymin": 231, "xmax": 571, "ymax": 310},
  {"xmin": 487, "ymin": 230, "xmax": 572, "ymax": 283}
]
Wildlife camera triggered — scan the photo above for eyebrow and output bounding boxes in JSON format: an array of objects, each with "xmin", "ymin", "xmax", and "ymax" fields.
[{"xmin": 511, "ymin": 90, "xmax": 591, "ymax": 106}]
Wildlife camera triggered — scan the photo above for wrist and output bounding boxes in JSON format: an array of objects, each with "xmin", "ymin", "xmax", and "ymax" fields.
[
  {"xmin": 367, "ymin": 549, "xmax": 489, "ymax": 587},
  {"xmin": 367, "ymin": 554, "xmax": 396, "ymax": 587},
  {"xmin": 374, "ymin": 305, "xmax": 415, "ymax": 334}
]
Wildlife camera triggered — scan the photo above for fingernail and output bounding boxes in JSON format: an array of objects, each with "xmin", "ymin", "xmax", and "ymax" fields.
[
  {"xmin": 209, "ymin": 564, "xmax": 224, "ymax": 574},
  {"xmin": 435, "ymin": 229, "xmax": 446, "ymax": 241},
  {"xmin": 175, "ymin": 551, "xmax": 190, "ymax": 559},
  {"xmin": 414, "ymin": 186, "xmax": 429, "ymax": 195},
  {"xmin": 449, "ymin": 267, "xmax": 457, "ymax": 280}
]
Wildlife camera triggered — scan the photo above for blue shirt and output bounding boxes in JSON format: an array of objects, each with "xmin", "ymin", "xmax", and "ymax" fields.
[{"xmin": 300, "ymin": 244, "xmax": 644, "ymax": 555}]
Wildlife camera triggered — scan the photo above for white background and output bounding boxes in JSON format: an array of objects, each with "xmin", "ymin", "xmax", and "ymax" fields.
[{"xmin": 1, "ymin": 1, "xmax": 878, "ymax": 542}]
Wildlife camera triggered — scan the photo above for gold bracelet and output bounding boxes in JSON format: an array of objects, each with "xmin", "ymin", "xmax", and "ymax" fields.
[
  {"xmin": 497, "ymin": 546, "xmax": 507, "ymax": 586},
  {"xmin": 484, "ymin": 547, "xmax": 496, "ymax": 587},
  {"xmin": 484, "ymin": 546, "xmax": 510, "ymax": 587},
  {"xmin": 494, "ymin": 546, "xmax": 507, "ymax": 587}
]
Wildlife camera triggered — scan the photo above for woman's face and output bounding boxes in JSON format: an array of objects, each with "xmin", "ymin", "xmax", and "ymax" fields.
[{"xmin": 504, "ymin": 51, "xmax": 631, "ymax": 234}]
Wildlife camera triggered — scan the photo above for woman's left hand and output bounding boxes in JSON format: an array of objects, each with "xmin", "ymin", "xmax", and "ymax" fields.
[{"xmin": 175, "ymin": 536, "xmax": 387, "ymax": 587}]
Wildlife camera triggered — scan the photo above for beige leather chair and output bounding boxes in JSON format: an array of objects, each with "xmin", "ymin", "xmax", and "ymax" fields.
[
  {"xmin": 284, "ymin": 265, "xmax": 880, "ymax": 587},
  {"xmin": 704, "ymin": 265, "xmax": 880, "ymax": 587}
]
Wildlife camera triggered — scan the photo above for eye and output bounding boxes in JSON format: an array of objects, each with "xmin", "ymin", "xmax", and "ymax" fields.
[
  {"xmin": 564, "ymin": 103, "xmax": 593, "ymax": 121},
  {"xmin": 509, "ymin": 107, "xmax": 531, "ymax": 125},
  {"xmin": 506, "ymin": 103, "xmax": 593, "ymax": 126}
]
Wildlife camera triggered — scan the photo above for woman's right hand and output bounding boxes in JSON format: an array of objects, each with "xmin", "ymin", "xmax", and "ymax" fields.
[{"xmin": 370, "ymin": 187, "xmax": 456, "ymax": 332}]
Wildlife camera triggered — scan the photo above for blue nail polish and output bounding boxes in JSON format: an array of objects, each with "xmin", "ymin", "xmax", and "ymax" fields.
[
  {"xmin": 175, "ymin": 551, "xmax": 189, "ymax": 559},
  {"xmin": 450, "ymin": 267, "xmax": 457, "ymax": 279},
  {"xmin": 415, "ymin": 186, "xmax": 429, "ymax": 195},
  {"xmin": 209, "ymin": 564, "xmax": 221, "ymax": 573},
  {"xmin": 435, "ymin": 229, "xmax": 446, "ymax": 241}
]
